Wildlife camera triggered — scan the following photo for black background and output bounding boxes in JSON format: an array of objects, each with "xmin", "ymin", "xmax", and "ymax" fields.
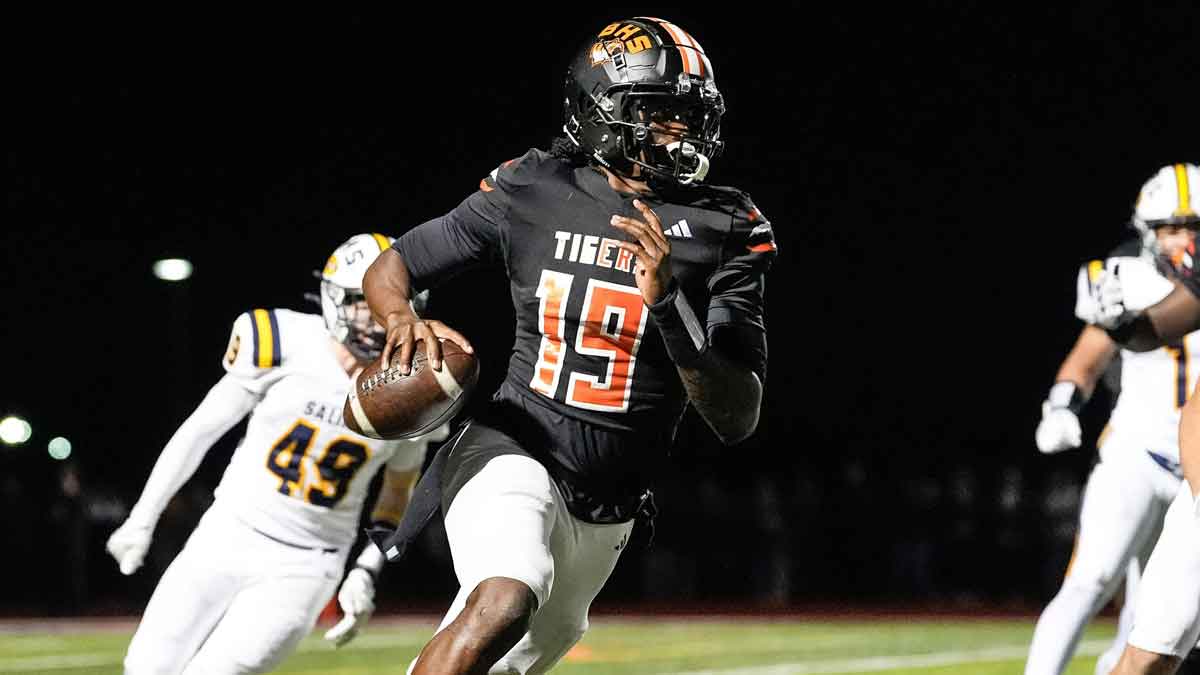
[{"xmin": 5, "ymin": 4, "xmax": 1200, "ymax": 614}]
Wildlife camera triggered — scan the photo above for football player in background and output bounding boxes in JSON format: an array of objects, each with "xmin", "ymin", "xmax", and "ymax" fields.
[
  {"xmin": 363, "ymin": 17, "xmax": 776, "ymax": 675},
  {"xmin": 106, "ymin": 233, "xmax": 446, "ymax": 674},
  {"xmin": 1089, "ymin": 164, "xmax": 1200, "ymax": 675},
  {"xmin": 1025, "ymin": 172, "xmax": 1199, "ymax": 675}
]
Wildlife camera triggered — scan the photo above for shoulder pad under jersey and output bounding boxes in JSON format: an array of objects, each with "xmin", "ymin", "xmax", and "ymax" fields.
[{"xmin": 478, "ymin": 148, "xmax": 562, "ymax": 194}]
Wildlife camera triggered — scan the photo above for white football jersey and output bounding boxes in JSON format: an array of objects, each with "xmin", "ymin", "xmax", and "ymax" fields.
[
  {"xmin": 212, "ymin": 308, "xmax": 438, "ymax": 550},
  {"xmin": 1109, "ymin": 331, "xmax": 1200, "ymax": 464}
]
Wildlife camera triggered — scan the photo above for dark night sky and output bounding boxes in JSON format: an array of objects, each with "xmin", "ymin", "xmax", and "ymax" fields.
[{"xmin": 5, "ymin": 4, "xmax": 1200, "ymax": 606}]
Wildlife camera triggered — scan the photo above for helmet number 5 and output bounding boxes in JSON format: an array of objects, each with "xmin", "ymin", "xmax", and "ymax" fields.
[{"xmin": 530, "ymin": 270, "xmax": 648, "ymax": 412}]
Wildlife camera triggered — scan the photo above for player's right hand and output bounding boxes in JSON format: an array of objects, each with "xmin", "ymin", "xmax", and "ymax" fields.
[
  {"xmin": 323, "ymin": 567, "xmax": 376, "ymax": 648},
  {"xmin": 1035, "ymin": 402, "xmax": 1082, "ymax": 454},
  {"xmin": 380, "ymin": 311, "xmax": 473, "ymax": 375},
  {"xmin": 106, "ymin": 520, "xmax": 153, "ymax": 575}
]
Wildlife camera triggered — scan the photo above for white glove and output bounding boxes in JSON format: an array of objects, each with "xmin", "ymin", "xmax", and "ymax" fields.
[
  {"xmin": 1096, "ymin": 265, "xmax": 1131, "ymax": 329},
  {"xmin": 1036, "ymin": 401, "xmax": 1083, "ymax": 454},
  {"xmin": 324, "ymin": 567, "xmax": 376, "ymax": 647},
  {"xmin": 1076, "ymin": 260, "xmax": 1130, "ymax": 329},
  {"xmin": 106, "ymin": 520, "xmax": 154, "ymax": 576}
]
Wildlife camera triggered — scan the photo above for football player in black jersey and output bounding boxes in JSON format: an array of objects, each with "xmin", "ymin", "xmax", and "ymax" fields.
[{"xmin": 362, "ymin": 17, "xmax": 776, "ymax": 674}]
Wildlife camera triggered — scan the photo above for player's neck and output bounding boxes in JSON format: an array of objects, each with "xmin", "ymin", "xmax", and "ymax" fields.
[
  {"xmin": 328, "ymin": 338, "xmax": 363, "ymax": 376},
  {"xmin": 598, "ymin": 166, "xmax": 652, "ymax": 196}
]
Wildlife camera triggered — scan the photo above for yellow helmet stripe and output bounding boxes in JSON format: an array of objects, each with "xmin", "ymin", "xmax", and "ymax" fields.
[
  {"xmin": 371, "ymin": 233, "xmax": 391, "ymax": 252},
  {"xmin": 1175, "ymin": 164, "xmax": 1195, "ymax": 217},
  {"xmin": 1087, "ymin": 260, "xmax": 1104, "ymax": 284},
  {"xmin": 252, "ymin": 309, "xmax": 278, "ymax": 368}
]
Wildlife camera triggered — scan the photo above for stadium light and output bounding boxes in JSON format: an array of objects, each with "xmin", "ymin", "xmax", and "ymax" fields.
[
  {"xmin": 0, "ymin": 416, "xmax": 32, "ymax": 445},
  {"xmin": 48, "ymin": 437, "xmax": 72, "ymax": 460},
  {"xmin": 153, "ymin": 258, "xmax": 193, "ymax": 282}
]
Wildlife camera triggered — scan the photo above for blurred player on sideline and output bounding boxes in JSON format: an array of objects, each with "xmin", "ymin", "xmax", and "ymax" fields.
[
  {"xmin": 106, "ymin": 233, "xmax": 446, "ymax": 674},
  {"xmin": 1025, "ymin": 195, "xmax": 1197, "ymax": 675}
]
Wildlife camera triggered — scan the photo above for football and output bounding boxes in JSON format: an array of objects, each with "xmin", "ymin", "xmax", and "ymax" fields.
[{"xmin": 343, "ymin": 339, "xmax": 479, "ymax": 440}]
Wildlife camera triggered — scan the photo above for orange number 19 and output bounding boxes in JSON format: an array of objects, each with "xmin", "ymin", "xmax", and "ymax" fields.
[{"xmin": 530, "ymin": 272, "xmax": 647, "ymax": 412}]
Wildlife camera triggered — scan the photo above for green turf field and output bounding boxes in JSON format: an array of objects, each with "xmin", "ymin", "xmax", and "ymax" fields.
[{"xmin": 0, "ymin": 616, "xmax": 1116, "ymax": 674}]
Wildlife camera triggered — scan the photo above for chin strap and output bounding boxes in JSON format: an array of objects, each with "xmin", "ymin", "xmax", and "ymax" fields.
[{"xmin": 664, "ymin": 141, "xmax": 710, "ymax": 184}]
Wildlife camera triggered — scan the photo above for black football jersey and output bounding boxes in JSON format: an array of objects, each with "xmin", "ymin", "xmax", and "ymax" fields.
[{"xmin": 394, "ymin": 149, "xmax": 775, "ymax": 506}]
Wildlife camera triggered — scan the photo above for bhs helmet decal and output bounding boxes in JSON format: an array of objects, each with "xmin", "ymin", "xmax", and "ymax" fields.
[{"xmin": 564, "ymin": 17, "xmax": 725, "ymax": 186}]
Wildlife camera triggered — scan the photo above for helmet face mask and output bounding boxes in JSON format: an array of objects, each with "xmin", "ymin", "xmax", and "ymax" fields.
[
  {"xmin": 315, "ymin": 233, "xmax": 395, "ymax": 363},
  {"xmin": 320, "ymin": 281, "xmax": 385, "ymax": 362},
  {"xmin": 564, "ymin": 18, "xmax": 725, "ymax": 186}
]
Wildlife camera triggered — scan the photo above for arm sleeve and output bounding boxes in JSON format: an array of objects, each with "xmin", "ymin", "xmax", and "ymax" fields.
[
  {"xmin": 705, "ymin": 204, "xmax": 777, "ymax": 380},
  {"xmin": 393, "ymin": 149, "xmax": 549, "ymax": 291},
  {"xmin": 126, "ymin": 375, "xmax": 259, "ymax": 527}
]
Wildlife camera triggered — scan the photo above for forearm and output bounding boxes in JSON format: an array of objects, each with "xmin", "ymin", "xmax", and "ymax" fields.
[
  {"xmin": 1053, "ymin": 325, "xmax": 1118, "ymax": 398},
  {"xmin": 677, "ymin": 353, "xmax": 762, "ymax": 445},
  {"xmin": 354, "ymin": 469, "xmax": 419, "ymax": 577},
  {"xmin": 648, "ymin": 283, "xmax": 763, "ymax": 444},
  {"xmin": 1116, "ymin": 282, "xmax": 1200, "ymax": 352},
  {"xmin": 370, "ymin": 469, "xmax": 419, "ymax": 528},
  {"xmin": 364, "ymin": 248, "xmax": 417, "ymax": 325},
  {"xmin": 128, "ymin": 376, "xmax": 257, "ymax": 525}
]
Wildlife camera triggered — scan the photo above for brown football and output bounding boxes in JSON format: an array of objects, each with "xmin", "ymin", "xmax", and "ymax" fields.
[{"xmin": 343, "ymin": 339, "xmax": 479, "ymax": 440}]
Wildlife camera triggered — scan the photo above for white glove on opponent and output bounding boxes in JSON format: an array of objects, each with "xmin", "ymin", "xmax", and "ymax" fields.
[
  {"xmin": 1075, "ymin": 257, "xmax": 1171, "ymax": 329},
  {"xmin": 106, "ymin": 520, "xmax": 154, "ymax": 576},
  {"xmin": 324, "ymin": 542, "xmax": 385, "ymax": 647},
  {"xmin": 324, "ymin": 568, "xmax": 376, "ymax": 647},
  {"xmin": 1035, "ymin": 402, "xmax": 1082, "ymax": 454},
  {"xmin": 1035, "ymin": 381, "xmax": 1086, "ymax": 454},
  {"xmin": 1075, "ymin": 261, "xmax": 1128, "ymax": 329}
]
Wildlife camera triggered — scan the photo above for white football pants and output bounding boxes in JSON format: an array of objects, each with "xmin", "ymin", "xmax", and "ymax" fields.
[
  {"xmin": 1025, "ymin": 432, "xmax": 1180, "ymax": 675},
  {"xmin": 1094, "ymin": 558, "xmax": 1140, "ymax": 675},
  {"xmin": 416, "ymin": 454, "xmax": 633, "ymax": 675},
  {"xmin": 1129, "ymin": 479, "xmax": 1200, "ymax": 657},
  {"xmin": 124, "ymin": 504, "xmax": 344, "ymax": 674}
]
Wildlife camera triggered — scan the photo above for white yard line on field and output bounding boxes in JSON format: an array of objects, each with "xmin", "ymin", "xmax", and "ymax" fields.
[{"xmin": 663, "ymin": 639, "xmax": 1111, "ymax": 675}]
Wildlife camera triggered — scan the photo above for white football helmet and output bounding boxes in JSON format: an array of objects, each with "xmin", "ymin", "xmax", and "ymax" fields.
[
  {"xmin": 1132, "ymin": 163, "xmax": 1200, "ymax": 253},
  {"xmin": 319, "ymin": 233, "xmax": 394, "ymax": 361}
]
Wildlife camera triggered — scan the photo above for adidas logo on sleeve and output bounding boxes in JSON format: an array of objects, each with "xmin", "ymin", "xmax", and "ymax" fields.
[{"xmin": 665, "ymin": 220, "xmax": 693, "ymax": 238}]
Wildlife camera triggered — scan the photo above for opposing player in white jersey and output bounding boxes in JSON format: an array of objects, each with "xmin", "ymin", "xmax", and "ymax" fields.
[
  {"xmin": 1025, "ymin": 166, "xmax": 1200, "ymax": 675},
  {"xmin": 106, "ymin": 233, "xmax": 446, "ymax": 674}
]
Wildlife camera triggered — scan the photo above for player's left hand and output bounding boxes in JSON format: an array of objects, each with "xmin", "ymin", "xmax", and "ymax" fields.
[
  {"xmin": 106, "ymin": 520, "xmax": 154, "ymax": 576},
  {"xmin": 1088, "ymin": 265, "xmax": 1131, "ymax": 329},
  {"xmin": 324, "ymin": 567, "xmax": 376, "ymax": 647},
  {"xmin": 611, "ymin": 199, "xmax": 673, "ymax": 305}
]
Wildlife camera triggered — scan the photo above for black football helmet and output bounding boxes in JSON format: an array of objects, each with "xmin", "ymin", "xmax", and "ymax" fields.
[{"xmin": 563, "ymin": 17, "xmax": 725, "ymax": 186}]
